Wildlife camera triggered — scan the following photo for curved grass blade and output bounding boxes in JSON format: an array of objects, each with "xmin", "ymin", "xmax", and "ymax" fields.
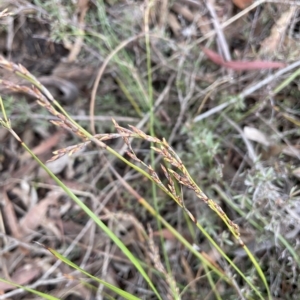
[
  {"xmin": 0, "ymin": 278, "xmax": 59, "ymax": 300},
  {"xmin": 0, "ymin": 114, "xmax": 163, "ymax": 300},
  {"xmin": 21, "ymin": 143, "xmax": 162, "ymax": 300},
  {"xmin": 46, "ymin": 247, "xmax": 141, "ymax": 300}
]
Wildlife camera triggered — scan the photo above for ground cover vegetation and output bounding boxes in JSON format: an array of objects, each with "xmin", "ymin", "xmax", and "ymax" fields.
[{"xmin": 0, "ymin": 0, "xmax": 300, "ymax": 299}]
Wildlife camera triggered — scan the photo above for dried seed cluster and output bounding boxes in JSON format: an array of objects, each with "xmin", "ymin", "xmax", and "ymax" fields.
[
  {"xmin": 0, "ymin": 56, "xmax": 88, "ymax": 160},
  {"xmin": 0, "ymin": 55, "xmax": 242, "ymax": 244},
  {"xmin": 113, "ymin": 120, "xmax": 242, "ymax": 244}
]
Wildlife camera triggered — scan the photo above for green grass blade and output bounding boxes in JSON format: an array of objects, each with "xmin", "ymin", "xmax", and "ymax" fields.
[
  {"xmin": 0, "ymin": 278, "xmax": 59, "ymax": 300},
  {"xmin": 46, "ymin": 247, "xmax": 141, "ymax": 300},
  {"xmin": 19, "ymin": 142, "xmax": 162, "ymax": 300},
  {"xmin": 273, "ymin": 68, "xmax": 300, "ymax": 94},
  {"xmin": 242, "ymin": 245, "xmax": 271, "ymax": 299}
]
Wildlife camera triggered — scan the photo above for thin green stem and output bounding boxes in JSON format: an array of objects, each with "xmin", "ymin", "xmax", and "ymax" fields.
[
  {"xmin": 0, "ymin": 278, "xmax": 59, "ymax": 300},
  {"xmin": 144, "ymin": 1, "xmax": 178, "ymax": 298},
  {"xmin": 47, "ymin": 247, "xmax": 141, "ymax": 300},
  {"xmin": 18, "ymin": 139, "xmax": 163, "ymax": 300}
]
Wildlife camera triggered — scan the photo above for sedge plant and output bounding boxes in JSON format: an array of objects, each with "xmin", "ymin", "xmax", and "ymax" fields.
[{"xmin": 0, "ymin": 51, "xmax": 272, "ymax": 300}]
